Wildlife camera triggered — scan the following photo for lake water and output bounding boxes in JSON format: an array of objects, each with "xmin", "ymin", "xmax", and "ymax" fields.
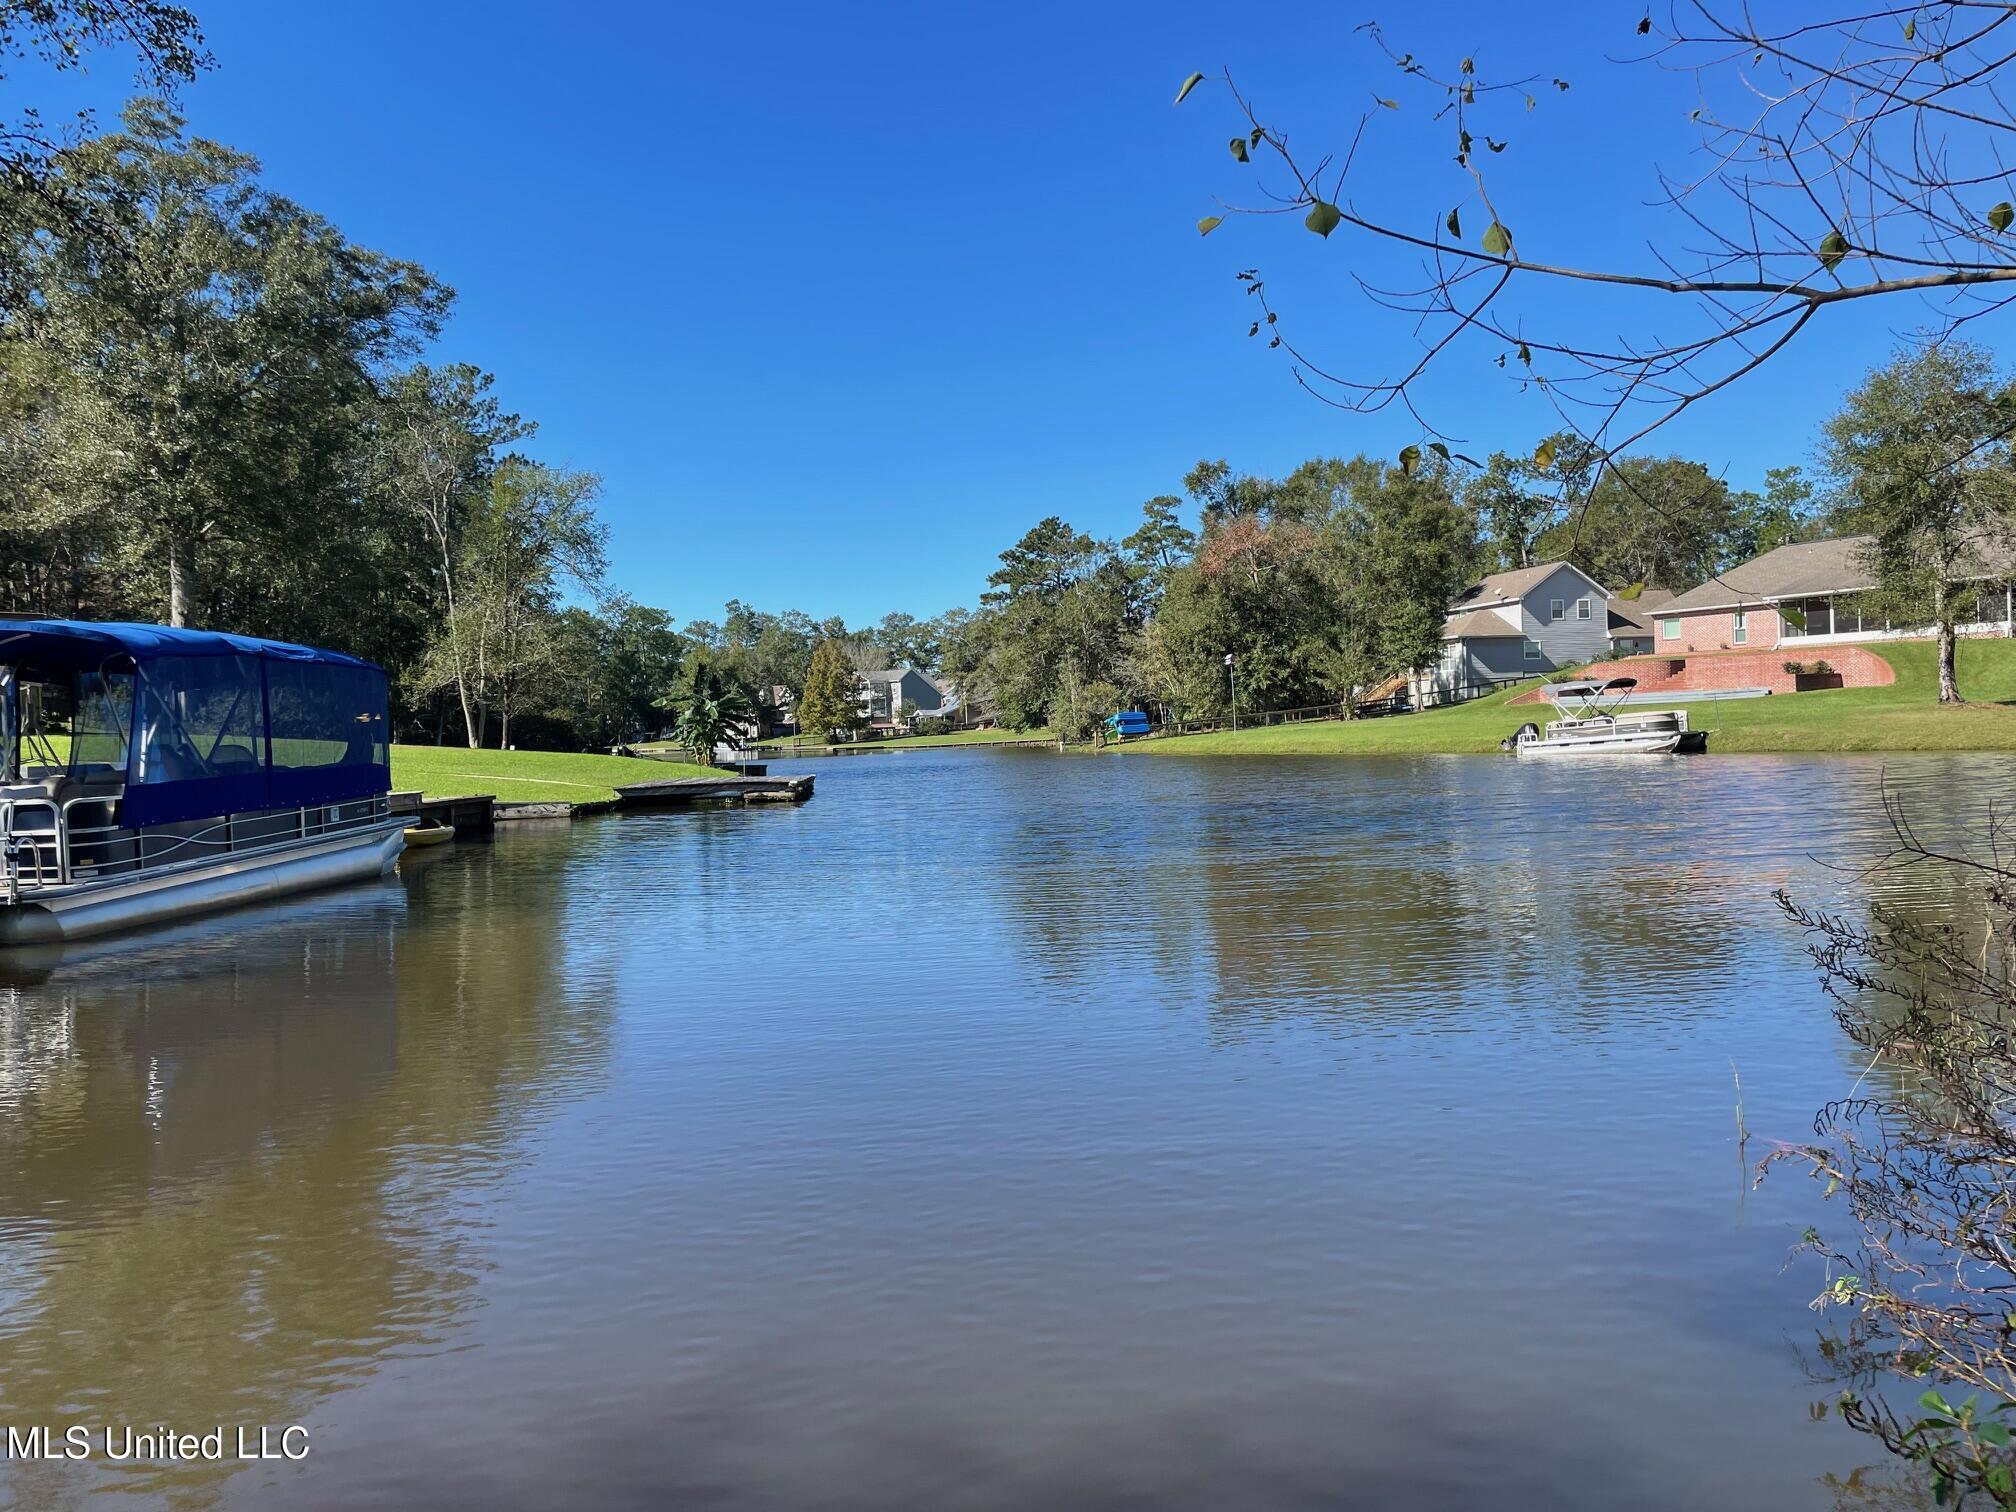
[{"xmin": 0, "ymin": 748, "xmax": 2007, "ymax": 1511}]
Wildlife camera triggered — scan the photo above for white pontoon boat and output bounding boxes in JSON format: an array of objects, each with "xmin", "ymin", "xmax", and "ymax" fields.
[
  {"xmin": 1511, "ymin": 677, "xmax": 1706, "ymax": 758},
  {"xmin": 0, "ymin": 620, "xmax": 405, "ymax": 946}
]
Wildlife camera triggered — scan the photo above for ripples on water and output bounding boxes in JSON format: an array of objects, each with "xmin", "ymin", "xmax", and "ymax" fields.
[{"xmin": 0, "ymin": 749, "xmax": 2009, "ymax": 1511}]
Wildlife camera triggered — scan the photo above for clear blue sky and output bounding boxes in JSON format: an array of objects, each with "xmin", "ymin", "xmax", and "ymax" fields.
[{"xmin": 61, "ymin": 0, "xmax": 1935, "ymax": 626}]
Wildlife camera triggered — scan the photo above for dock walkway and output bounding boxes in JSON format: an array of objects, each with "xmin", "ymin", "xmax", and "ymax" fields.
[{"xmin": 612, "ymin": 774, "xmax": 814, "ymax": 808}]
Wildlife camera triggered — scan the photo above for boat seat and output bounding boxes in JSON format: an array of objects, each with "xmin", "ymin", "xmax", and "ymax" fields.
[{"xmin": 1, "ymin": 772, "xmax": 124, "ymax": 814}]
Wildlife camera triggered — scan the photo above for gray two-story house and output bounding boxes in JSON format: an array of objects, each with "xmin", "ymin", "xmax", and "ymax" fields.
[
  {"xmin": 1422, "ymin": 561, "xmax": 1613, "ymax": 698},
  {"xmin": 856, "ymin": 666, "xmax": 949, "ymax": 732}
]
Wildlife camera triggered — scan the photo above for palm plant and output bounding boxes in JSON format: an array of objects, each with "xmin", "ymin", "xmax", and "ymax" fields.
[{"xmin": 659, "ymin": 657, "xmax": 754, "ymax": 767}]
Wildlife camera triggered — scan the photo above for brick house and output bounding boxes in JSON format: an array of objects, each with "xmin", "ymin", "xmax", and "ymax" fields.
[{"xmin": 1653, "ymin": 535, "xmax": 2014, "ymax": 654}]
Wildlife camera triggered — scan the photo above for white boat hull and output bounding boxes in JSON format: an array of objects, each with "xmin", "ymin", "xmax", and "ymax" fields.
[
  {"xmin": 1516, "ymin": 729, "xmax": 1683, "ymax": 757},
  {"xmin": 0, "ymin": 819, "xmax": 406, "ymax": 946}
]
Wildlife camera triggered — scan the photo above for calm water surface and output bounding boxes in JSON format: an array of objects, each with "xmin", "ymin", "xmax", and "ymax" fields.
[{"xmin": 0, "ymin": 748, "xmax": 2007, "ymax": 1510}]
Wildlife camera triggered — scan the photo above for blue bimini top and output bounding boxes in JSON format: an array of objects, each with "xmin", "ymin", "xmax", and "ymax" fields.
[
  {"xmin": 0, "ymin": 618, "xmax": 381, "ymax": 671},
  {"xmin": 0, "ymin": 619, "xmax": 391, "ymax": 826}
]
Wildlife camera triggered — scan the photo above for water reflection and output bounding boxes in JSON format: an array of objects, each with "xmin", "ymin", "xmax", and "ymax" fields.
[{"xmin": 0, "ymin": 842, "xmax": 611, "ymax": 1509}]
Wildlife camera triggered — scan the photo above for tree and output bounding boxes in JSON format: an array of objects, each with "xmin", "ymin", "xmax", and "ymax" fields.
[
  {"xmin": 1461, "ymin": 432, "xmax": 1599, "ymax": 572},
  {"xmin": 596, "ymin": 599, "xmax": 686, "ymax": 740},
  {"xmin": 871, "ymin": 611, "xmax": 939, "ymax": 671},
  {"xmin": 1327, "ymin": 456, "xmax": 1478, "ymax": 699},
  {"xmin": 436, "ymin": 457, "xmax": 606, "ymax": 747},
  {"xmin": 1728, "ymin": 466, "xmax": 1820, "ymax": 563},
  {"xmin": 372, "ymin": 364, "xmax": 532, "ymax": 742},
  {"xmin": 1175, "ymin": 6, "xmax": 2016, "ymax": 515},
  {"xmin": 1532, "ymin": 456, "xmax": 1745, "ymax": 591},
  {"xmin": 971, "ymin": 517, "xmax": 1136, "ymax": 732},
  {"xmin": 1121, "ymin": 495, "xmax": 1197, "ymax": 615},
  {"xmin": 1142, "ymin": 454, "xmax": 1477, "ymax": 721},
  {"xmin": 1822, "ymin": 345, "xmax": 2016, "ymax": 705},
  {"xmin": 796, "ymin": 639, "xmax": 859, "ymax": 742},
  {"xmin": 538, "ymin": 597, "xmax": 686, "ymax": 749},
  {"xmin": 984, "ymin": 516, "xmax": 1100, "ymax": 603},
  {"xmin": 5, "ymin": 102, "xmax": 449, "ymax": 625},
  {"xmin": 0, "ymin": 1, "xmax": 210, "ymax": 313},
  {"xmin": 1153, "ymin": 501, "xmax": 1338, "ymax": 718}
]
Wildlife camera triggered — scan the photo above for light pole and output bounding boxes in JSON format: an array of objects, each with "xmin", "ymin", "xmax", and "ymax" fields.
[{"xmin": 1225, "ymin": 652, "xmax": 1237, "ymax": 732}]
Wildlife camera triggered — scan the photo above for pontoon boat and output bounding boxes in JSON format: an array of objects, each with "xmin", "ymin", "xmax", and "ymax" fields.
[
  {"xmin": 0, "ymin": 620, "xmax": 404, "ymax": 945},
  {"xmin": 1511, "ymin": 677, "xmax": 1707, "ymax": 758}
]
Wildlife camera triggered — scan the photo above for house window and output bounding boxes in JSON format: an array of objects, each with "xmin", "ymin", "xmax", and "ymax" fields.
[
  {"xmin": 1732, "ymin": 610, "xmax": 1748, "ymax": 646},
  {"xmin": 1576, "ymin": 597, "xmax": 1592, "ymax": 620},
  {"xmin": 1549, "ymin": 598, "xmax": 1565, "ymax": 622},
  {"xmin": 1660, "ymin": 617, "xmax": 1680, "ymax": 639},
  {"xmin": 1523, "ymin": 638, "xmax": 1542, "ymax": 661}
]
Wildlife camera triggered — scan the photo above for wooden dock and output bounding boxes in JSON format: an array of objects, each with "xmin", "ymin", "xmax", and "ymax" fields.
[
  {"xmin": 389, "ymin": 791, "xmax": 496, "ymax": 832},
  {"xmin": 612, "ymin": 774, "xmax": 814, "ymax": 808}
]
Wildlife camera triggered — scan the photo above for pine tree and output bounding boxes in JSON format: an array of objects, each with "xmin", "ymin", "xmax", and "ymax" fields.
[{"xmin": 796, "ymin": 640, "xmax": 859, "ymax": 742}]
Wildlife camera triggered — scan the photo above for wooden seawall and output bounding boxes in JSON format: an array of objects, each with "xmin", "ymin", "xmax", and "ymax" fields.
[
  {"xmin": 612, "ymin": 774, "xmax": 814, "ymax": 808},
  {"xmin": 751, "ymin": 739, "xmax": 1060, "ymax": 757}
]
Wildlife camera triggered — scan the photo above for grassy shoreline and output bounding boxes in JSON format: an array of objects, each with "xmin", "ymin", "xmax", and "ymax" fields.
[
  {"xmin": 1127, "ymin": 639, "xmax": 2016, "ymax": 757},
  {"xmin": 389, "ymin": 744, "xmax": 720, "ymax": 803}
]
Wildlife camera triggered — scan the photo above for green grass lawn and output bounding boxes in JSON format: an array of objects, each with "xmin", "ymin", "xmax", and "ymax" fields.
[
  {"xmin": 389, "ymin": 744, "xmax": 721, "ymax": 803},
  {"xmin": 1132, "ymin": 638, "xmax": 2016, "ymax": 757}
]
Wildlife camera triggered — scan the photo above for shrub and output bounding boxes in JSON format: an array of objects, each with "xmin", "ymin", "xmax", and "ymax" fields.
[{"xmin": 1782, "ymin": 659, "xmax": 1836, "ymax": 677}]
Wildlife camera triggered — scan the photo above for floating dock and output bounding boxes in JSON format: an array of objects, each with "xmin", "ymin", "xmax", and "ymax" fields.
[{"xmin": 612, "ymin": 774, "xmax": 814, "ymax": 808}]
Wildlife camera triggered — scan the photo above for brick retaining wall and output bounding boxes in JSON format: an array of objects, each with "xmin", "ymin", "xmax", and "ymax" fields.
[{"xmin": 1564, "ymin": 643, "xmax": 1897, "ymax": 694}]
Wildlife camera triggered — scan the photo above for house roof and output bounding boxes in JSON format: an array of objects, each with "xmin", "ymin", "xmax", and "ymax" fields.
[
  {"xmin": 1659, "ymin": 538, "xmax": 1882, "ymax": 614},
  {"xmin": 1447, "ymin": 559, "xmax": 1608, "ymax": 614},
  {"xmin": 1441, "ymin": 609, "xmax": 1523, "ymax": 641},
  {"xmin": 860, "ymin": 667, "xmax": 949, "ymax": 703},
  {"xmin": 1605, "ymin": 587, "xmax": 1677, "ymax": 636},
  {"xmin": 1658, "ymin": 536, "xmax": 2016, "ymax": 615},
  {"xmin": 863, "ymin": 666, "xmax": 943, "ymax": 689}
]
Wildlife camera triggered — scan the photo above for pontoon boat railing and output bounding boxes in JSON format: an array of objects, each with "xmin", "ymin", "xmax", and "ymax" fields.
[{"xmin": 0, "ymin": 793, "xmax": 393, "ymax": 894}]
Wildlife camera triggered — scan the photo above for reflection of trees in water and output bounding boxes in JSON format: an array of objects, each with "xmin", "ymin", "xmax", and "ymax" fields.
[
  {"xmin": 990, "ymin": 788, "xmax": 1219, "ymax": 1005},
  {"xmin": 980, "ymin": 756, "xmax": 2016, "ymax": 1049},
  {"xmin": 1185, "ymin": 762, "xmax": 1764, "ymax": 1038},
  {"xmin": 0, "ymin": 844, "xmax": 611, "ymax": 1510},
  {"xmin": 985, "ymin": 757, "xmax": 1792, "ymax": 1037},
  {"xmin": 1820, "ymin": 1460, "xmax": 1939, "ymax": 1511}
]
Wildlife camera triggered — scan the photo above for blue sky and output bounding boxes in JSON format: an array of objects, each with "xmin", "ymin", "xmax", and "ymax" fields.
[{"xmin": 60, "ymin": 0, "xmax": 1936, "ymax": 625}]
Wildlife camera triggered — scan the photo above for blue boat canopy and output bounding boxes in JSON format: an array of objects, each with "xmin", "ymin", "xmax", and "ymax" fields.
[
  {"xmin": 0, "ymin": 619, "xmax": 380, "ymax": 671},
  {"xmin": 0, "ymin": 619, "xmax": 390, "ymax": 827}
]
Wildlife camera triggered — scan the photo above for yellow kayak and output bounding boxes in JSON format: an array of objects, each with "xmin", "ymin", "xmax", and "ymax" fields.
[{"xmin": 402, "ymin": 821, "xmax": 455, "ymax": 847}]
